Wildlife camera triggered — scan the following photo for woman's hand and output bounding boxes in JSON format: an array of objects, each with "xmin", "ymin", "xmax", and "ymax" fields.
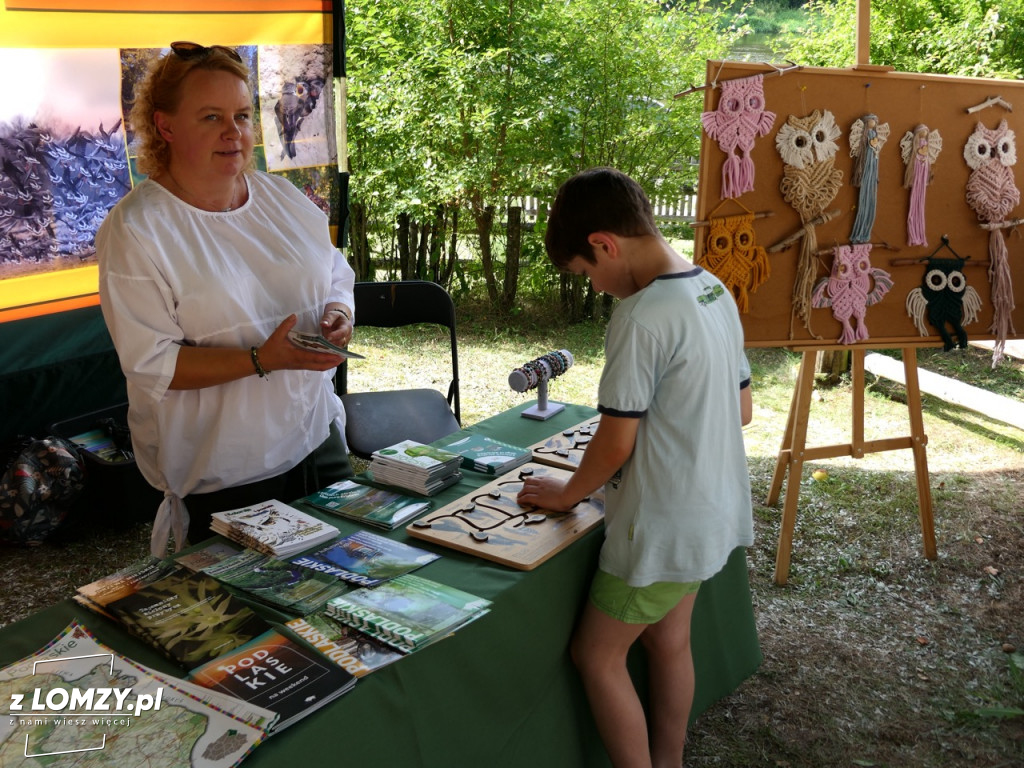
[
  {"xmin": 258, "ymin": 314, "xmax": 343, "ymax": 372},
  {"xmin": 320, "ymin": 305, "xmax": 354, "ymax": 349}
]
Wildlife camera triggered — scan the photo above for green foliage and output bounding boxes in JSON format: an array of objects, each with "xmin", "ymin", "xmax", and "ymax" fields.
[
  {"xmin": 346, "ymin": 0, "xmax": 730, "ymax": 302},
  {"xmin": 783, "ymin": 0, "xmax": 1024, "ymax": 78}
]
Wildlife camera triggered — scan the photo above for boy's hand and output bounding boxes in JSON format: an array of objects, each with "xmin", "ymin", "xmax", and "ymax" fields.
[{"xmin": 517, "ymin": 475, "xmax": 575, "ymax": 513}]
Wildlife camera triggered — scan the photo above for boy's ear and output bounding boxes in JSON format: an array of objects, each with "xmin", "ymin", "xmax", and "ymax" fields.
[{"xmin": 587, "ymin": 232, "xmax": 619, "ymax": 258}]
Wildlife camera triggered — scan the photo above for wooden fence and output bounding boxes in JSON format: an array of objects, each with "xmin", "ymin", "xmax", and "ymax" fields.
[{"xmin": 519, "ymin": 192, "xmax": 698, "ymax": 225}]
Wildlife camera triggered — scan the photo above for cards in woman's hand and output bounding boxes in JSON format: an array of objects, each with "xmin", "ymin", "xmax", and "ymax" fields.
[{"xmin": 287, "ymin": 330, "xmax": 365, "ymax": 359}]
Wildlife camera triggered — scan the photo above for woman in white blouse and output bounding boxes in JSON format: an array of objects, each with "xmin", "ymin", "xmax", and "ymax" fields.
[{"xmin": 97, "ymin": 42, "xmax": 356, "ymax": 553}]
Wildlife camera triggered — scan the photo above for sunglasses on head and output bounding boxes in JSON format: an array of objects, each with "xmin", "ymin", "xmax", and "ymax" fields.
[{"xmin": 170, "ymin": 41, "xmax": 242, "ymax": 64}]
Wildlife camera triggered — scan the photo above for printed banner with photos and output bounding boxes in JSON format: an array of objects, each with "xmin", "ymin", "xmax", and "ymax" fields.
[{"xmin": 0, "ymin": 1, "xmax": 345, "ymax": 322}]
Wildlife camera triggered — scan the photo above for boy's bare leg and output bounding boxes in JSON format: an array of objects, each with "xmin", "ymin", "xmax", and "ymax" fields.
[
  {"xmin": 571, "ymin": 602, "xmax": 652, "ymax": 768},
  {"xmin": 640, "ymin": 592, "xmax": 698, "ymax": 768}
]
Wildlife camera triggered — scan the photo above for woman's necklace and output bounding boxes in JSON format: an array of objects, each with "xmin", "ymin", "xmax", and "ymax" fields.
[{"xmin": 163, "ymin": 171, "xmax": 240, "ymax": 212}]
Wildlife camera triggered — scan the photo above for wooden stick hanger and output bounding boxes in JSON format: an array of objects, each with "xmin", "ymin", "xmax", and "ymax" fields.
[
  {"xmin": 691, "ymin": 197, "xmax": 775, "ymax": 228},
  {"xmin": 966, "ymin": 95, "xmax": 1013, "ymax": 114},
  {"xmin": 768, "ymin": 208, "xmax": 841, "ymax": 253},
  {"xmin": 814, "ymin": 241, "xmax": 900, "ymax": 256},
  {"xmin": 673, "ymin": 59, "xmax": 801, "ymax": 99},
  {"xmin": 889, "ymin": 234, "xmax": 988, "ymax": 266}
]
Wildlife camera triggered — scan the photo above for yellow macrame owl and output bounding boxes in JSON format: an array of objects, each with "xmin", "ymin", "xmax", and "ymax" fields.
[{"xmin": 698, "ymin": 210, "xmax": 770, "ymax": 313}]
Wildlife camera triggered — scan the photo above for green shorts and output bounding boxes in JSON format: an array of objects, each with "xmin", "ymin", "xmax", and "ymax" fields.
[{"xmin": 589, "ymin": 569, "xmax": 701, "ymax": 624}]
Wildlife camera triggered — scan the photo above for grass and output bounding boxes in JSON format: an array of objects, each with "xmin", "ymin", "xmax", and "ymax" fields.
[{"xmin": 1, "ymin": 299, "xmax": 1022, "ymax": 767}]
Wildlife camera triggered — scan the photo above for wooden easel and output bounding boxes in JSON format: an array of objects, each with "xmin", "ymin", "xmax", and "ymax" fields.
[{"xmin": 767, "ymin": 347, "xmax": 937, "ymax": 585}]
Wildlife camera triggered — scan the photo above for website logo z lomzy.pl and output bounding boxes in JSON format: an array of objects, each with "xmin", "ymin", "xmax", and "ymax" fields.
[{"xmin": 6, "ymin": 653, "xmax": 164, "ymax": 758}]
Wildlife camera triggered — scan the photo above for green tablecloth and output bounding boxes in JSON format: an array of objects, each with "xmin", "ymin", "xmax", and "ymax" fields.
[{"xmin": 0, "ymin": 401, "xmax": 761, "ymax": 767}]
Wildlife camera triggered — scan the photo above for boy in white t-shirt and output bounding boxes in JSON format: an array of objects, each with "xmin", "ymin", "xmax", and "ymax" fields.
[{"xmin": 517, "ymin": 168, "xmax": 753, "ymax": 768}]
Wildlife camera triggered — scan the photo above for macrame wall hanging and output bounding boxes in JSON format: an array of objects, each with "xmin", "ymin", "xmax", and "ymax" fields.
[
  {"xmin": 963, "ymin": 119, "xmax": 1019, "ymax": 365},
  {"xmin": 900, "ymin": 124, "xmax": 942, "ymax": 247},
  {"xmin": 848, "ymin": 114, "xmax": 889, "ymax": 243},
  {"xmin": 696, "ymin": 200, "xmax": 771, "ymax": 313},
  {"xmin": 701, "ymin": 74, "xmax": 776, "ymax": 200},
  {"xmin": 903, "ymin": 237, "xmax": 983, "ymax": 351},
  {"xmin": 811, "ymin": 243, "xmax": 893, "ymax": 345},
  {"xmin": 773, "ymin": 109, "xmax": 844, "ymax": 338}
]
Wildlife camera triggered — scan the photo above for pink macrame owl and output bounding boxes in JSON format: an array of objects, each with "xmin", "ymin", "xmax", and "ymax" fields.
[
  {"xmin": 702, "ymin": 74, "xmax": 776, "ymax": 199},
  {"xmin": 963, "ymin": 119, "xmax": 1018, "ymax": 365},
  {"xmin": 900, "ymin": 124, "xmax": 942, "ymax": 247},
  {"xmin": 811, "ymin": 243, "xmax": 893, "ymax": 345}
]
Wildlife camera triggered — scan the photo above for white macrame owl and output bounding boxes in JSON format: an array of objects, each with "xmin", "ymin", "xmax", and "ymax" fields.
[
  {"xmin": 963, "ymin": 120, "xmax": 1019, "ymax": 364},
  {"xmin": 701, "ymin": 74, "xmax": 776, "ymax": 200},
  {"xmin": 775, "ymin": 109, "xmax": 844, "ymax": 337}
]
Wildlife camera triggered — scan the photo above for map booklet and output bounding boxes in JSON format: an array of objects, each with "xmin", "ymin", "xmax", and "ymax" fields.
[
  {"xmin": 434, "ymin": 432, "xmax": 532, "ymax": 475},
  {"xmin": 210, "ymin": 498, "xmax": 340, "ymax": 558},
  {"xmin": 291, "ymin": 529, "xmax": 440, "ymax": 587},
  {"xmin": 303, "ymin": 478, "xmax": 433, "ymax": 529},
  {"xmin": 285, "ymin": 612, "xmax": 403, "ymax": 678},
  {"xmin": 200, "ymin": 548, "xmax": 350, "ymax": 615},
  {"xmin": 104, "ymin": 566, "xmax": 272, "ymax": 672},
  {"xmin": 286, "ymin": 329, "xmax": 365, "ymax": 359},
  {"xmin": 188, "ymin": 628, "xmax": 356, "ymax": 732},
  {"xmin": 324, "ymin": 573, "xmax": 492, "ymax": 653},
  {"xmin": 0, "ymin": 621, "xmax": 272, "ymax": 767}
]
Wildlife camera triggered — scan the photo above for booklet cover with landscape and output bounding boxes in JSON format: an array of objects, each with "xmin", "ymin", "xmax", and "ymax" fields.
[
  {"xmin": 434, "ymin": 432, "xmax": 532, "ymax": 475},
  {"xmin": 291, "ymin": 529, "xmax": 439, "ymax": 587},
  {"xmin": 325, "ymin": 573, "xmax": 491, "ymax": 653},
  {"xmin": 201, "ymin": 548, "xmax": 350, "ymax": 615},
  {"xmin": 303, "ymin": 478, "xmax": 433, "ymax": 529},
  {"xmin": 285, "ymin": 612, "xmax": 404, "ymax": 678}
]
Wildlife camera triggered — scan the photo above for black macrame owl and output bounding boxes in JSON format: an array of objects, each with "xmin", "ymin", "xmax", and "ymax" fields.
[{"xmin": 905, "ymin": 254, "xmax": 982, "ymax": 351}]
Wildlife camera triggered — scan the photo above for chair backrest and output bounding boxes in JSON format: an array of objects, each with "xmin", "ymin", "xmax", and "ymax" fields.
[{"xmin": 344, "ymin": 280, "xmax": 460, "ymax": 423}]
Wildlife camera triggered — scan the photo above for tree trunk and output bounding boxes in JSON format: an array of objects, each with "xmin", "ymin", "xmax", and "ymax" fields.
[
  {"xmin": 559, "ymin": 273, "xmax": 587, "ymax": 322},
  {"xmin": 349, "ymin": 202, "xmax": 371, "ymax": 281},
  {"xmin": 397, "ymin": 212, "xmax": 411, "ymax": 280},
  {"xmin": 816, "ymin": 349, "xmax": 850, "ymax": 385},
  {"xmin": 475, "ymin": 204, "xmax": 499, "ymax": 304},
  {"xmin": 443, "ymin": 206, "xmax": 462, "ymax": 292},
  {"xmin": 502, "ymin": 205, "xmax": 522, "ymax": 311}
]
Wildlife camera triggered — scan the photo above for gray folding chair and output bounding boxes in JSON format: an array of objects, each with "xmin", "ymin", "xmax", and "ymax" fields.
[{"xmin": 338, "ymin": 281, "xmax": 461, "ymax": 458}]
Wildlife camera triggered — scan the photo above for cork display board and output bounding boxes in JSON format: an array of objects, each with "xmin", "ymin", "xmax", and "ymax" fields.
[{"xmin": 694, "ymin": 60, "xmax": 1024, "ymax": 351}]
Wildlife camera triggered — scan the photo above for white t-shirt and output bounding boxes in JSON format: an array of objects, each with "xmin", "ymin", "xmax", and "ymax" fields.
[
  {"xmin": 97, "ymin": 171, "xmax": 354, "ymax": 506},
  {"xmin": 596, "ymin": 269, "xmax": 753, "ymax": 586}
]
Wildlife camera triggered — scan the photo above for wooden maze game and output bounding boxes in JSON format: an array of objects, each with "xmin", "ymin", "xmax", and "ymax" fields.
[
  {"xmin": 405, "ymin": 462, "xmax": 604, "ymax": 570},
  {"xmin": 528, "ymin": 416, "xmax": 601, "ymax": 471}
]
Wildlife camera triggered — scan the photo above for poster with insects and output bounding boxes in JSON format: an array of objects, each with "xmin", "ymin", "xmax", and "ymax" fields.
[
  {"xmin": 406, "ymin": 463, "xmax": 604, "ymax": 571},
  {"xmin": 528, "ymin": 416, "xmax": 601, "ymax": 471}
]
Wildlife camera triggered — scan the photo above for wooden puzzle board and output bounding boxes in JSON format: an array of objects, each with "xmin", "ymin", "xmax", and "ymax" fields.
[
  {"xmin": 695, "ymin": 60, "xmax": 1024, "ymax": 349},
  {"xmin": 528, "ymin": 416, "xmax": 601, "ymax": 471},
  {"xmin": 405, "ymin": 462, "xmax": 604, "ymax": 570}
]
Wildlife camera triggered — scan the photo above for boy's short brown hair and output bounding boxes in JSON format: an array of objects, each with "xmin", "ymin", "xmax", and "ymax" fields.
[{"xmin": 545, "ymin": 167, "xmax": 659, "ymax": 269}]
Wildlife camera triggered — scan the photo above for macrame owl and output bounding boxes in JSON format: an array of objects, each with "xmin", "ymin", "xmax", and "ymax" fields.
[
  {"xmin": 811, "ymin": 244, "xmax": 893, "ymax": 345},
  {"xmin": 963, "ymin": 119, "xmax": 1018, "ymax": 364},
  {"xmin": 701, "ymin": 74, "xmax": 776, "ymax": 200},
  {"xmin": 776, "ymin": 109, "xmax": 844, "ymax": 337},
  {"xmin": 848, "ymin": 114, "xmax": 890, "ymax": 243},
  {"xmin": 906, "ymin": 253, "xmax": 982, "ymax": 351},
  {"xmin": 900, "ymin": 124, "xmax": 942, "ymax": 247},
  {"xmin": 698, "ymin": 210, "xmax": 769, "ymax": 313}
]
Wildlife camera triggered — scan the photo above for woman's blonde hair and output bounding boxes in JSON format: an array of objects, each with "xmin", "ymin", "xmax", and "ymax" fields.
[{"xmin": 130, "ymin": 46, "xmax": 250, "ymax": 178}]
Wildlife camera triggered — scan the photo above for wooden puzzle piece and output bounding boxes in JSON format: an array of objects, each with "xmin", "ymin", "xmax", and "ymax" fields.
[
  {"xmin": 406, "ymin": 462, "xmax": 604, "ymax": 570},
  {"xmin": 528, "ymin": 416, "xmax": 601, "ymax": 470}
]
